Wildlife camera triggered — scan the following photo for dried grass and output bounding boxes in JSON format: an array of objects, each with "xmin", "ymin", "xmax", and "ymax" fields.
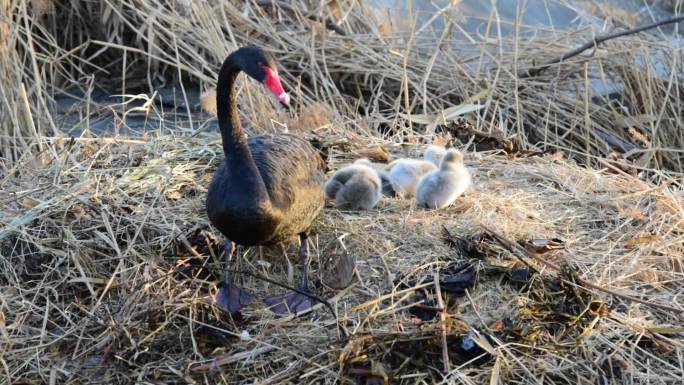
[
  {"xmin": 2, "ymin": 131, "xmax": 683, "ymax": 384},
  {"xmin": 1, "ymin": 1, "xmax": 683, "ymax": 384}
]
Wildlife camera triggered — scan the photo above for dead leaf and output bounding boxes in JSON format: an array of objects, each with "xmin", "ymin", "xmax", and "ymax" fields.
[
  {"xmin": 432, "ymin": 132, "xmax": 451, "ymax": 147},
  {"xmin": 405, "ymin": 103, "xmax": 486, "ymax": 133},
  {"xmin": 200, "ymin": 88, "xmax": 217, "ymax": 116},
  {"xmin": 354, "ymin": 146, "xmax": 389, "ymax": 163},
  {"xmin": 447, "ymin": 120, "xmax": 517, "ymax": 153},
  {"xmin": 521, "ymin": 238, "xmax": 565, "ymax": 254},
  {"xmin": 627, "ymin": 127, "xmax": 651, "ymax": 148},
  {"xmin": 618, "ymin": 207, "xmax": 646, "ymax": 220},
  {"xmin": 377, "ymin": 22, "xmax": 391, "ymax": 35},
  {"xmin": 625, "ymin": 235, "xmax": 659, "ymax": 247},
  {"xmin": 323, "ymin": 250, "xmax": 355, "ymax": 290},
  {"xmin": 636, "ymin": 269, "xmax": 659, "ymax": 283},
  {"xmin": 20, "ymin": 197, "xmax": 39, "ymax": 209}
]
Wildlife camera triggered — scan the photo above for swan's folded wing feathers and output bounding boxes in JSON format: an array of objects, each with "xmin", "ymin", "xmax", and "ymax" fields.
[{"xmin": 248, "ymin": 134, "xmax": 325, "ymax": 233}]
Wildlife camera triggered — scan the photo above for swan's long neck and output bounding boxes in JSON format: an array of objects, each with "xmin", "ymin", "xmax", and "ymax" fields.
[
  {"xmin": 216, "ymin": 53, "xmax": 270, "ymax": 202},
  {"xmin": 217, "ymin": 55, "xmax": 250, "ymax": 157}
]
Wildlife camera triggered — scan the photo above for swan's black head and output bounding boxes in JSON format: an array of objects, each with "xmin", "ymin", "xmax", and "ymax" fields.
[{"xmin": 236, "ymin": 46, "xmax": 290, "ymax": 107}]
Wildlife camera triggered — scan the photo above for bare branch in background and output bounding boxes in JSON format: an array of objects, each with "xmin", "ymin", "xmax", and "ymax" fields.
[{"xmin": 519, "ymin": 15, "xmax": 684, "ymax": 78}]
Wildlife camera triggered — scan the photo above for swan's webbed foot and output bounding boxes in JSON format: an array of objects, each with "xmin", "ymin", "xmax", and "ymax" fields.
[
  {"xmin": 214, "ymin": 240, "xmax": 254, "ymax": 314},
  {"xmin": 263, "ymin": 290, "xmax": 313, "ymax": 315},
  {"xmin": 264, "ymin": 233, "xmax": 315, "ymax": 315},
  {"xmin": 216, "ymin": 282, "xmax": 255, "ymax": 314}
]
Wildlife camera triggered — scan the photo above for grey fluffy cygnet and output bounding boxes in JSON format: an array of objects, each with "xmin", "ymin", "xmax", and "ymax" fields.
[
  {"xmin": 388, "ymin": 159, "xmax": 437, "ymax": 197},
  {"xmin": 354, "ymin": 159, "xmax": 396, "ymax": 197},
  {"xmin": 423, "ymin": 145, "xmax": 446, "ymax": 167},
  {"xmin": 325, "ymin": 159, "xmax": 382, "ymax": 210},
  {"xmin": 416, "ymin": 149, "xmax": 471, "ymax": 209}
]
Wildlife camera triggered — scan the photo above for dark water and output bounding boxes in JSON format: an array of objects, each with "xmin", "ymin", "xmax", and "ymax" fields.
[{"xmin": 53, "ymin": 86, "xmax": 217, "ymax": 136}]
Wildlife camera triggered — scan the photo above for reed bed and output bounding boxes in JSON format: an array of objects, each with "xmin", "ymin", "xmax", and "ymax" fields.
[{"xmin": 1, "ymin": 1, "xmax": 683, "ymax": 384}]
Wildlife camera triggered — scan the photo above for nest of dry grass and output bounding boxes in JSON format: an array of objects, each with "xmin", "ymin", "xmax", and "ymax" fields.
[
  {"xmin": 1, "ymin": 1, "xmax": 684, "ymax": 384},
  {"xmin": 2, "ymin": 127, "xmax": 683, "ymax": 383}
]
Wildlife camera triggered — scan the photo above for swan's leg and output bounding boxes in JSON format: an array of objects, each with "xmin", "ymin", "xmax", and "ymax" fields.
[
  {"xmin": 264, "ymin": 234, "xmax": 315, "ymax": 315},
  {"xmin": 215, "ymin": 240, "xmax": 254, "ymax": 314},
  {"xmin": 299, "ymin": 237, "xmax": 310, "ymax": 291}
]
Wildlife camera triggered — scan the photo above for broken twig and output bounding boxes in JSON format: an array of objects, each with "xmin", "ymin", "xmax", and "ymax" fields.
[{"xmin": 433, "ymin": 272, "xmax": 450, "ymax": 373}]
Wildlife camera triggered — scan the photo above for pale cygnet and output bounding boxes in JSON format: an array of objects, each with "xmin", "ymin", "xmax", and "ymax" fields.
[
  {"xmin": 354, "ymin": 159, "xmax": 396, "ymax": 197},
  {"xmin": 388, "ymin": 159, "xmax": 437, "ymax": 197},
  {"xmin": 415, "ymin": 149, "xmax": 471, "ymax": 209},
  {"xmin": 325, "ymin": 160, "xmax": 382, "ymax": 210},
  {"xmin": 424, "ymin": 144, "xmax": 446, "ymax": 167}
]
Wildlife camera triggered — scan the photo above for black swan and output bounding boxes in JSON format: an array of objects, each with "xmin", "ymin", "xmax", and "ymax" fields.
[{"xmin": 206, "ymin": 46, "xmax": 325, "ymax": 315}]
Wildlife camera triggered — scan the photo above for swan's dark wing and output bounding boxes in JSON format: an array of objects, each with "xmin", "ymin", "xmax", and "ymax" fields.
[{"xmin": 248, "ymin": 134, "xmax": 325, "ymax": 238}]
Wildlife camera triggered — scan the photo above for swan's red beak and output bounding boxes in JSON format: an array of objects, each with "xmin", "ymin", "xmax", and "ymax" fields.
[{"xmin": 263, "ymin": 66, "xmax": 290, "ymax": 106}]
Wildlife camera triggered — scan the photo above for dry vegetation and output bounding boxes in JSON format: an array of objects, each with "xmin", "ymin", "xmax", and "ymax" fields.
[{"xmin": 1, "ymin": 1, "xmax": 683, "ymax": 384}]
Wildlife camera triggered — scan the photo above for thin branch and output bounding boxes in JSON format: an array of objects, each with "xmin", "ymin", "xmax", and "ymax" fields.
[
  {"xmin": 433, "ymin": 272, "xmax": 450, "ymax": 373},
  {"xmin": 519, "ymin": 15, "xmax": 684, "ymax": 78}
]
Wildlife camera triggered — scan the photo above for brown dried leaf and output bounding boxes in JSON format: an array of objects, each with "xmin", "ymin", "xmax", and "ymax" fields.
[
  {"xmin": 618, "ymin": 207, "xmax": 647, "ymax": 220},
  {"xmin": 354, "ymin": 146, "xmax": 389, "ymax": 162},
  {"xmin": 200, "ymin": 88, "xmax": 217, "ymax": 116},
  {"xmin": 377, "ymin": 22, "xmax": 391, "ymax": 35},
  {"xmin": 627, "ymin": 127, "xmax": 651, "ymax": 148},
  {"xmin": 625, "ymin": 235, "xmax": 659, "ymax": 247},
  {"xmin": 20, "ymin": 197, "xmax": 39, "ymax": 209},
  {"xmin": 448, "ymin": 120, "xmax": 516, "ymax": 153},
  {"xmin": 432, "ymin": 132, "xmax": 451, "ymax": 147},
  {"xmin": 522, "ymin": 238, "xmax": 565, "ymax": 254}
]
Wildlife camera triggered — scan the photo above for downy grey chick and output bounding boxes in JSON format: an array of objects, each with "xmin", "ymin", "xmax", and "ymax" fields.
[
  {"xmin": 388, "ymin": 159, "xmax": 437, "ymax": 197},
  {"xmin": 423, "ymin": 144, "xmax": 446, "ymax": 167},
  {"xmin": 325, "ymin": 159, "xmax": 382, "ymax": 210},
  {"xmin": 415, "ymin": 149, "xmax": 471, "ymax": 209},
  {"xmin": 354, "ymin": 158, "xmax": 396, "ymax": 197}
]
